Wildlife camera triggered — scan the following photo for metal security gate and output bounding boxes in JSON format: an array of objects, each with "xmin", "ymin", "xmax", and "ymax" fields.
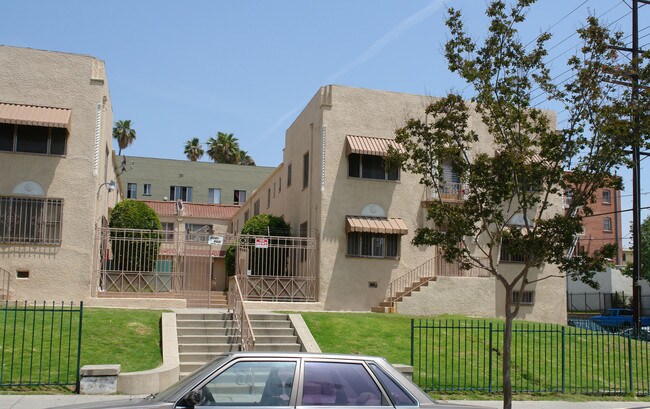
[
  {"xmin": 236, "ymin": 234, "xmax": 317, "ymax": 302},
  {"xmin": 93, "ymin": 227, "xmax": 236, "ymax": 307}
]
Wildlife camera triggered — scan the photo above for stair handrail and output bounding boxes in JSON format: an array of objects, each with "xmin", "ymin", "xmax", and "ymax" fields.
[
  {"xmin": 385, "ymin": 255, "xmax": 491, "ymax": 309},
  {"xmin": 228, "ymin": 276, "xmax": 256, "ymax": 351},
  {"xmin": 0, "ymin": 267, "xmax": 11, "ymax": 301}
]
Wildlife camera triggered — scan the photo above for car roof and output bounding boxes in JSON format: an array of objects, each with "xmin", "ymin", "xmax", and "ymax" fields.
[{"xmin": 224, "ymin": 351, "xmax": 387, "ymax": 361}]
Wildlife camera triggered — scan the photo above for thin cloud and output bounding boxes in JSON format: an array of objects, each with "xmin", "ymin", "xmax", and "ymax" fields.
[{"xmin": 258, "ymin": 0, "xmax": 446, "ymax": 143}]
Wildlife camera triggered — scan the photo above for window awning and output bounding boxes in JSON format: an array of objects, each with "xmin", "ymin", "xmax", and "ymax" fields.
[
  {"xmin": 0, "ymin": 102, "xmax": 71, "ymax": 129},
  {"xmin": 346, "ymin": 216, "xmax": 408, "ymax": 235},
  {"xmin": 346, "ymin": 135, "xmax": 405, "ymax": 157}
]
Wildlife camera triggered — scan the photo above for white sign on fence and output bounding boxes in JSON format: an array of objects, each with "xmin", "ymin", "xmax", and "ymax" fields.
[
  {"xmin": 208, "ymin": 236, "xmax": 224, "ymax": 246},
  {"xmin": 255, "ymin": 238, "xmax": 269, "ymax": 248}
]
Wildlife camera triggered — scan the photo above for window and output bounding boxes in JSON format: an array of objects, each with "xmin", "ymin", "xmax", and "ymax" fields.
[
  {"xmin": 143, "ymin": 184, "xmax": 151, "ymax": 196},
  {"xmin": 303, "ymin": 152, "xmax": 309, "ymax": 189},
  {"xmin": 279, "ymin": 177, "xmax": 282, "ymax": 192},
  {"xmin": 186, "ymin": 223, "xmax": 211, "ymax": 241},
  {"xmin": 302, "ymin": 361, "xmax": 383, "ymax": 406},
  {"xmin": 287, "ymin": 164, "xmax": 292, "ymax": 187},
  {"xmin": 244, "ymin": 210, "xmax": 250, "ymax": 222},
  {"xmin": 0, "ymin": 196, "xmax": 63, "ymax": 245},
  {"xmin": 0, "ymin": 123, "xmax": 67, "ymax": 156},
  {"xmin": 209, "ymin": 188, "xmax": 221, "ymax": 204},
  {"xmin": 368, "ymin": 363, "xmax": 416, "ymax": 406},
  {"xmin": 268, "ymin": 188, "xmax": 271, "ymax": 208},
  {"xmin": 198, "ymin": 360, "xmax": 296, "ymax": 407},
  {"xmin": 254, "ymin": 200, "xmax": 260, "ymax": 216},
  {"xmin": 127, "ymin": 183, "xmax": 137, "ymax": 199},
  {"xmin": 170, "ymin": 186, "xmax": 192, "ymax": 202},
  {"xmin": 512, "ymin": 291, "xmax": 535, "ymax": 305},
  {"xmin": 348, "ymin": 153, "xmax": 398, "ymax": 181},
  {"xmin": 234, "ymin": 190, "xmax": 247, "ymax": 205},
  {"xmin": 500, "ymin": 239, "xmax": 526, "ymax": 263},
  {"xmin": 604, "ymin": 217, "xmax": 612, "ymax": 232},
  {"xmin": 300, "ymin": 222, "xmax": 309, "ymax": 237},
  {"xmin": 602, "ymin": 190, "xmax": 611, "ymax": 204},
  {"xmin": 161, "ymin": 222, "xmax": 174, "ymax": 240},
  {"xmin": 347, "ymin": 232, "xmax": 399, "ymax": 258}
]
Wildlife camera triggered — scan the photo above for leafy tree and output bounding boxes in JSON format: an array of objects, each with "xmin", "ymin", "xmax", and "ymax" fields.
[
  {"xmin": 206, "ymin": 132, "xmax": 241, "ymax": 164},
  {"xmin": 109, "ymin": 200, "xmax": 162, "ymax": 273},
  {"xmin": 184, "ymin": 137, "xmax": 204, "ymax": 161},
  {"xmin": 624, "ymin": 215, "xmax": 650, "ymax": 281},
  {"xmin": 240, "ymin": 214, "xmax": 291, "ymax": 276},
  {"xmin": 388, "ymin": 1, "xmax": 648, "ymax": 408},
  {"xmin": 112, "ymin": 119, "xmax": 136, "ymax": 156}
]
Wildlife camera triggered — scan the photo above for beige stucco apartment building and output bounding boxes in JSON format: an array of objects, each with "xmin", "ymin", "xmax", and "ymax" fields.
[
  {"xmin": 232, "ymin": 85, "xmax": 567, "ymax": 324},
  {"xmin": 0, "ymin": 45, "xmax": 119, "ymax": 302}
]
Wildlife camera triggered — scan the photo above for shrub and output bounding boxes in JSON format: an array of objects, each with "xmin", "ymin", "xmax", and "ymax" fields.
[{"xmin": 109, "ymin": 200, "xmax": 162, "ymax": 273}]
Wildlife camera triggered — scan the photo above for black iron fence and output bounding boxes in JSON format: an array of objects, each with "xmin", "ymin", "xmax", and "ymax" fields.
[
  {"xmin": 0, "ymin": 301, "xmax": 83, "ymax": 390},
  {"xmin": 412, "ymin": 319, "xmax": 650, "ymax": 395}
]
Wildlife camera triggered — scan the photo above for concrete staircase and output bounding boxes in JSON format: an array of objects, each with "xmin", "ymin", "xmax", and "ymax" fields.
[
  {"xmin": 176, "ymin": 311, "xmax": 302, "ymax": 378},
  {"xmin": 249, "ymin": 313, "xmax": 301, "ymax": 352},
  {"xmin": 371, "ymin": 276, "xmax": 437, "ymax": 313}
]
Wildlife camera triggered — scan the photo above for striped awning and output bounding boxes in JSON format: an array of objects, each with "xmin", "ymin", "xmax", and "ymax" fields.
[
  {"xmin": 346, "ymin": 135, "xmax": 405, "ymax": 157},
  {"xmin": 0, "ymin": 102, "xmax": 71, "ymax": 129},
  {"xmin": 346, "ymin": 216, "xmax": 408, "ymax": 235}
]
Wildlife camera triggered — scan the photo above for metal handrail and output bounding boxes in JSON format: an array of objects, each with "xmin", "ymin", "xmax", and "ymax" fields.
[
  {"xmin": 228, "ymin": 276, "xmax": 256, "ymax": 351},
  {"xmin": 386, "ymin": 256, "xmax": 490, "ymax": 309},
  {"xmin": 0, "ymin": 267, "xmax": 10, "ymax": 300},
  {"xmin": 425, "ymin": 182, "xmax": 467, "ymax": 202}
]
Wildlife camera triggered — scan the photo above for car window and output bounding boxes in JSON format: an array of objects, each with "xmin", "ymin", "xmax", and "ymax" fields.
[
  {"xmin": 301, "ymin": 361, "xmax": 385, "ymax": 406},
  {"xmin": 198, "ymin": 360, "xmax": 296, "ymax": 407},
  {"xmin": 368, "ymin": 363, "xmax": 417, "ymax": 406}
]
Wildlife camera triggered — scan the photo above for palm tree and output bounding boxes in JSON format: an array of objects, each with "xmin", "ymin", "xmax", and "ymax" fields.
[
  {"xmin": 206, "ymin": 132, "xmax": 240, "ymax": 164},
  {"xmin": 112, "ymin": 120, "xmax": 136, "ymax": 156},
  {"xmin": 238, "ymin": 150, "xmax": 256, "ymax": 166},
  {"xmin": 184, "ymin": 137, "xmax": 204, "ymax": 161}
]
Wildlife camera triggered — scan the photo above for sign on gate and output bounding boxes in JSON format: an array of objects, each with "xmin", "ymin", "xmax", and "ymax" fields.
[
  {"xmin": 208, "ymin": 235, "xmax": 224, "ymax": 246},
  {"xmin": 255, "ymin": 238, "xmax": 269, "ymax": 248}
]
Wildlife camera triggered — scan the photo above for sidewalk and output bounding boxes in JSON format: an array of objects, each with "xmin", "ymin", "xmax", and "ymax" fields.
[{"xmin": 1, "ymin": 395, "xmax": 650, "ymax": 409}]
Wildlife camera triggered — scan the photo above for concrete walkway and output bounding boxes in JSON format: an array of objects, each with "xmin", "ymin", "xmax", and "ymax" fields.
[{"xmin": 1, "ymin": 395, "xmax": 650, "ymax": 409}]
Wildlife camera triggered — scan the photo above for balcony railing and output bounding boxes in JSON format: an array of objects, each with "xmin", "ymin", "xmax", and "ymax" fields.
[{"xmin": 424, "ymin": 182, "xmax": 467, "ymax": 202}]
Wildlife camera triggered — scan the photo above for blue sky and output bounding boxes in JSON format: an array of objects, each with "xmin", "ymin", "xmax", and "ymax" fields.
[{"xmin": 1, "ymin": 0, "xmax": 647, "ymax": 246}]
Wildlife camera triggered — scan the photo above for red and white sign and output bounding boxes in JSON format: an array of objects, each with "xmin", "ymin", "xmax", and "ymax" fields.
[{"xmin": 255, "ymin": 238, "xmax": 269, "ymax": 248}]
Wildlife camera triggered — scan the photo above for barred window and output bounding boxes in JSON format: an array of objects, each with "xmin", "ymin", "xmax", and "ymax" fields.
[
  {"xmin": 512, "ymin": 291, "xmax": 535, "ymax": 305},
  {"xmin": 347, "ymin": 232, "xmax": 399, "ymax": 258},
  {"xmin": 0, "ymin": 196, "xmax": 63, "ymax": 244},
  {"xmin": 500, "ymin": 239, "xmax": 526, "ymax": 263}
]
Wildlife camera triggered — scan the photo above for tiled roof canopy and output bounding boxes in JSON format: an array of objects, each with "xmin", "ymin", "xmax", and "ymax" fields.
[
  {"xmin": 0, "ymin": 102, "xmax": 71, "ymax": 129},
  {"xmin": 143, "ymin": 201, "xmax": 240, "ymax": 220},
  {"xmin": 346, "ymin": 216, "xmax": 408, "ymax": 235},
  {"xmin": 345, "ymin": 135, "xmax": 405, "ymax": 157}
]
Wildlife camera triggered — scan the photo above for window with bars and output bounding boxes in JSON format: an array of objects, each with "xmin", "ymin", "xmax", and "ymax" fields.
[
  {"xmin": 0, "ymin": 196, "xmax": 63, "ymax": 244},
  {"xmin": 500, "ymin": 239, "xmax": 526, "ymax": 263},
  {"xmin": 347, "ymin": 232, "xmax": 399, "ymax": 258},
  {"xmin": 512, "ymin": 290, "xmax": 535, "ymax": 305}
]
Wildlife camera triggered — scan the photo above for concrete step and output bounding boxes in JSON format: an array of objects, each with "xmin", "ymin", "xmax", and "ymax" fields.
[
  {"xmin": 248, "ymin": 313, "xmax": 289, "ymax": 321},
  {"xmin": 249, "ymin": 327, "xmax": 295, "ymax": 336},
  {"xmin": 253, "ymin": 335, "xmax": 297, "ymax": 344},
  {"xmin": 177, "ymin": 319, "xmax": 238, "ymax": 328},
  {"xmin": 252, "ymin": 343, "xmax": 301, "ymax": 352},
  {"xmin": 178, "ymin": 335, "xmax": 240, "ymax": 345},
  {"xmin": 177, "ymin": 327, "xmax": 238, "ymax": 336},
  {"xmin": 249, "ymin": 320, "xmax": 292, "ymax": 329},
  {"xmin": 180, "ymin": 350, "xmax": 237, "ymax": 362},
  {"xmin": 180, "ymin": 343, "xmax": 242, "ymax": 353},
  {"xmin": 176, "ymin": 313, "xmax": 231, "ymax": 321}
]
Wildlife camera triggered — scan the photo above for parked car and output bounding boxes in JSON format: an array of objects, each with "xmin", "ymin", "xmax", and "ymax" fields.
[
  {"xmin": 567, "ymin": 319, "xmax": 606, "ymax": 332},
  {"xmin": 589, "ymin": 308, "xmax": 650, "ymax": 330},
  {"xmin": 618, "ymin": 326, "xmax": 650, "ymax": 342},
  {"xmin": 53, "ymin": 352, "xmax": 489, "ymax": 409}
]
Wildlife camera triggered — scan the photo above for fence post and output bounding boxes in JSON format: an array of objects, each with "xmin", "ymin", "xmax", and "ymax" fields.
[
  {"xmin": 488, "ymin": 322, "xmax": 493, "ymax": 393},
  {"xmin": 75, "ymin": 302, "xmax": 84, "ymax": 394},
  {"xmin": 628, "ymin": 334, "xmax": 634, "ymax": 394},
  {"xmin": 561, "ymin": 327, "xmax": 566, "ymax": 393},
  {"xmin": 410, "ymin": 319, "xmax": 414, "ymax": 367}
]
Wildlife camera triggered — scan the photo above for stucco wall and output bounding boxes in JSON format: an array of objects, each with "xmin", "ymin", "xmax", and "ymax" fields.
[{"xmin": 0, "ymin": 46, "xmax": 114, "ymax": 302}]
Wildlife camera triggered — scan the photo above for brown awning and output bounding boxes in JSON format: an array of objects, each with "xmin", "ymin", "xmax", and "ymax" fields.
[
  {"xmin": 346, "ymin": 135, "xmax": 405, "ymax": 157},
  {"xmin": 346, "ymin": 216, "xmax": 408, "ymax": 235},
  {"xmin": 0, "ymin": 102, "xmax": 71, "ymax": 129}
]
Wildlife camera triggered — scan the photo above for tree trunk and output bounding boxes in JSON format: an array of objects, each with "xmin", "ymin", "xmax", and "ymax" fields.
[{"xmin": 502, "ymin": 293, "xmax": 513, "ymax": 409}]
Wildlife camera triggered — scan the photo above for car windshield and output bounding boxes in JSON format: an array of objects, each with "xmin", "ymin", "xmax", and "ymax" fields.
[{"xmin": 153, "ymin": 355, "xmax": 229, "ymax": 402}]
